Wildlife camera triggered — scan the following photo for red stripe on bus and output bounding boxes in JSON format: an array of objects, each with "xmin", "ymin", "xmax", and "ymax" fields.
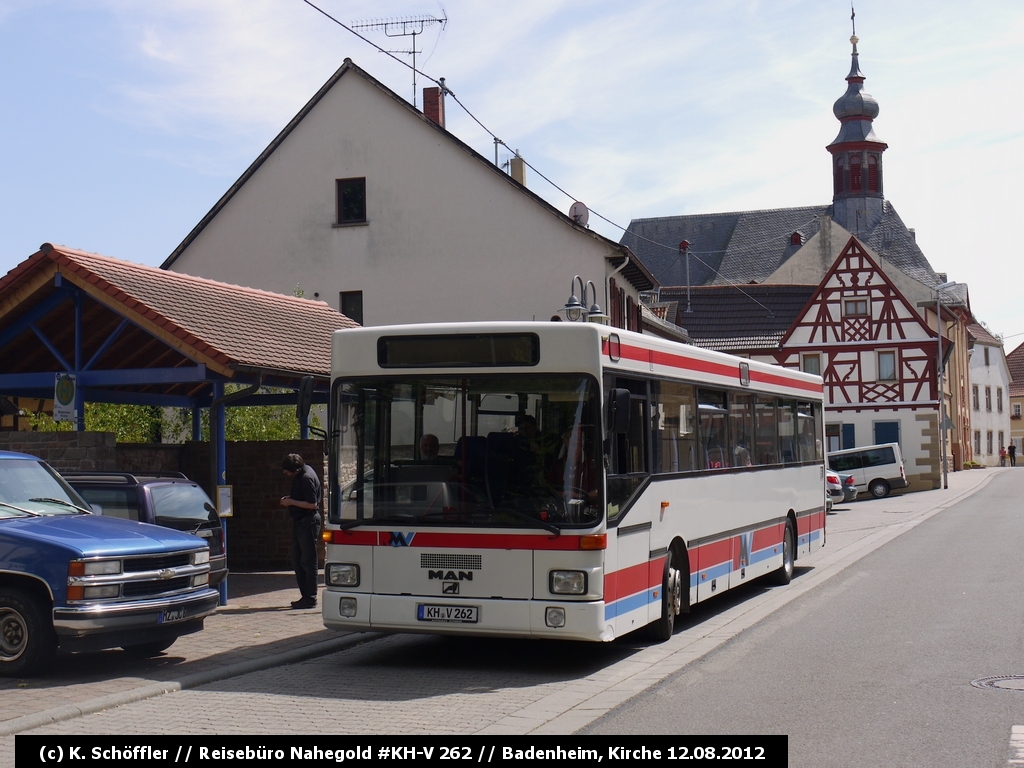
[
  {"xmin": 605, "ymin": 557, "xmax": 664, "ymax": 602},
  {"xmin": 330, "ymin": 530, "xmax": 585, "ymax": 550},
  {"xmin": 604, "ymin": 340, "xmax": 822, "ymax": 394},
  {"xmin": 752, "ymin": 525, "xmax": 782, "ymax": 551}
]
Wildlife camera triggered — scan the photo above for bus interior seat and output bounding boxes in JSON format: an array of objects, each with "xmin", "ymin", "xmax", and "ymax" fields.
[{"xmin": 453, "ymin": 436, "xmax": 487, "ymax": 486}]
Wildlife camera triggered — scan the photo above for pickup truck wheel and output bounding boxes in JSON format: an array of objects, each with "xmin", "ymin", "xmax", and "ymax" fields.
[
  {"xmin": 121, "ymin": 638, "xmax": 176, "ymax": 657},
  {"xmin": 0, "ymin": 589, "xmax": 56, "ymax": 678}
]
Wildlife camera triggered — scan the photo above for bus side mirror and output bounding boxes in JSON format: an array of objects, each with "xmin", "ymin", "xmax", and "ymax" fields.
[
  {"xmin": 608, "ymin": 388, "xmax": 631, "ymax": 434},
  {"xmin": 296, "ymin": 376, "xmax": 314, "ymax": 426}
]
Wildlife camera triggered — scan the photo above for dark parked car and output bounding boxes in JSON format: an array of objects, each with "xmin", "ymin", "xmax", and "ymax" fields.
[
  {"xmin": 0, "ymin": 452, "xmax": 218, "ymax": 677},
  {"xmin": 61, "ymin": 472, "xmax": 227, "ymax": 587},
  {"xmin": 839, "ymin": 472, "xmax": 858, "ymax": 503}
]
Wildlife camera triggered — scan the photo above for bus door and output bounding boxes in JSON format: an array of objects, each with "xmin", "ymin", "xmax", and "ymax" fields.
[{"xmin": 605, "ymin": 377, "xmax": 653, "ymax": 636}]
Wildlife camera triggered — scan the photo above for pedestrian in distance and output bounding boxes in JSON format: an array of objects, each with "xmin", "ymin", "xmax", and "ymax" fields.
[
  {"xmin": 1000, "ymin": 446, "xmax": 1007, "ymax": 467},
  {"xmin": 280, "ymin": 453, "xmax": 322, "ymax": 609},
  {"xmin": 1009, "ymin": 442, "xmax": 1017, "ymax": 467}
]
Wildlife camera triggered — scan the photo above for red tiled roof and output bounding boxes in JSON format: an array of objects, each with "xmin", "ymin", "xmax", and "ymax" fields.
[
  {"xmin": 1, "ymin": 244, "xmax": 358, "ymax": 377},
  {"xmin": 967, "ymin": 322, "xmax": 1001, "ymax": 348}
]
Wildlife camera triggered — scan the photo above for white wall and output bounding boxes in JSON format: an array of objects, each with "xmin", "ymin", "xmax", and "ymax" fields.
[
  {"xmin": 968, "ymin": 342, "xmax": 1013, "ymax": 465},
  {"xmin": 168, "ymin": 70, "xmax": 631, "ymax": 327}
]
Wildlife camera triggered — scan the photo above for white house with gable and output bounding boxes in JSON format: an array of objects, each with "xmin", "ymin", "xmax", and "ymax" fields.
[
  {"xmin": 966, "ymin": 323, "xmax": 1012, "ymax": 466},
  {"xmin": 162, "ymin": 59, "xmax": 658, "ymax": 334}
]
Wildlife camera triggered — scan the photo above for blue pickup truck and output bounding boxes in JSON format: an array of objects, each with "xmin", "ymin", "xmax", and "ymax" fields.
[{"xmin": 0, "ymin": 450, "xmax": 220, "ymax": 677}]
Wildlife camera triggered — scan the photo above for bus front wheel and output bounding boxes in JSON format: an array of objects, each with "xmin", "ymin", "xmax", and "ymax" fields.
[{"xmin": 648, "ymin": 550, "xmax": 682, "ymax": 642}]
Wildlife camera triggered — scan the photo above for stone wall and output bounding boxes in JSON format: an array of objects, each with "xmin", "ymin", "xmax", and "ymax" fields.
[
  {"xmin": 2, "ymin": 432, "xmax": 324, "ymax": 570},
  {"xmin": 0, "ymin": 431, "xmax": 116, "ymax": 472}
]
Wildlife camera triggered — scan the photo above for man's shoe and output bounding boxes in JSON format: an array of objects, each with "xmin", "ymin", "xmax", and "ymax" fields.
[{"xmin": 290, "ymin": 597, "xmax": 317, "ymax": 609}]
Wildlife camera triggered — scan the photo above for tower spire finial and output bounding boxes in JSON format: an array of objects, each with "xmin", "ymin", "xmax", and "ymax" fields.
[{"xmin": 851, "ymin": 2, "xmax": 856, "ymax": 37}]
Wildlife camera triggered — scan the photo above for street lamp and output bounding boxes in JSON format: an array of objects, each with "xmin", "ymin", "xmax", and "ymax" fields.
[
  {"xmin": 935, "ymin": 280, "xmax": 958, "ymax": 490},
  {"xmin": 560, "ymin": 275, "xmax": 608, "ymax": 323}
]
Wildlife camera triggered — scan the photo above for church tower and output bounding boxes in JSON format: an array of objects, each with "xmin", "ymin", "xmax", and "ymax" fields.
[{"xmin": 828, "ymin": 31, "xmax": 887, "ymax": 234}]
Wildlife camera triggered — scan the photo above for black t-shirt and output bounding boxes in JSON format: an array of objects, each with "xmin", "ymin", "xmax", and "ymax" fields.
[{"xmin": 288, "ymin": 464, "xmax": 321, "ymax": 521}]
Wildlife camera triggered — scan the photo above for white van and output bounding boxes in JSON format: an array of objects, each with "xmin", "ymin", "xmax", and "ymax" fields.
[{"xmin": 826, "ymin": 442, "xmax": 908, "ymax": 499}]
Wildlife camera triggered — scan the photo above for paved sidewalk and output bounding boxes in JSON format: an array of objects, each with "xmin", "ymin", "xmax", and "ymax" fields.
[
  {"xmin": 0, "ymin": 466, "xmax": 1006, "ymax": 737},
  {"xmin": 0, "ymin": 572, "xmax": 369, "ymax": 736}
]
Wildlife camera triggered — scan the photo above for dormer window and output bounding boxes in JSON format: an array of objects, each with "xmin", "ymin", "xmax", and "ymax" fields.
[{"xmin": 790, "ymin": 232, "xmax": 803, "ymax": 246}]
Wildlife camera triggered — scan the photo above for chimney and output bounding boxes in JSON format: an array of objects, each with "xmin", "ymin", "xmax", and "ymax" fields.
[
  {"xmin": 511, "ymin": 153, "xmax": 526, "ymax": 186},
  {"xmin": 423, "ymin": 86, "xmax": 445, "ymax": 129}
]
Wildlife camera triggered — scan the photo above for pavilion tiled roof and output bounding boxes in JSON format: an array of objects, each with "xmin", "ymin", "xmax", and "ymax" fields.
[{"xmin": 0, "ymin": 244, "xmax": 358, "ymax": 378}]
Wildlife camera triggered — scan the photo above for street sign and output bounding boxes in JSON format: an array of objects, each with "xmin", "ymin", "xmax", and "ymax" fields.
[{"xmin": 53, "ymin": 373, "xmax": 76, "ymax": 422}]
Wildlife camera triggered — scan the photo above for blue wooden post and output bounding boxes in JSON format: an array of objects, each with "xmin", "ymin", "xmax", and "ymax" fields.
[
  {"xmin": 74, "ymin": 290, "xmax": 85, "ymax": 432},
  {"xmin": 192, "ymin": 400, "xmax": 202, "ymax": 441},
  {"xmin": 213, "ymin": 381, "xmax": 228, "ymax": 606}
]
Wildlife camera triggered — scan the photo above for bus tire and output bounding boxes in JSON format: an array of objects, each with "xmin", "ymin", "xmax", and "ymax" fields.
[
  {"xmin": 772, "ymin": 522, "xmax": 795, "ymax": 586},
  {"xmin": 647, "ymin": 550, "xmax": 682, "ymax": 642}
]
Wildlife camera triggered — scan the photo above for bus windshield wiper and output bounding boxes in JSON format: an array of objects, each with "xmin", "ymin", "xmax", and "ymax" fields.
[
  {"xmin": 491, "ymin": 507, "xmax": 561, "ymax": 536},
  {"xmin": 0, "ymin": 501, "xmax": 41, "ymax": 517},
  {"xmin": 29, "ymin": 498, "xmax": 92, "ymax": 514}
]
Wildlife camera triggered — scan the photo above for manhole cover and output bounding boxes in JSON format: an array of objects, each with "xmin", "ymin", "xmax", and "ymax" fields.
[{"xmin": 971, "ymin": 675, "xmax": 1024, "ymax": 691}]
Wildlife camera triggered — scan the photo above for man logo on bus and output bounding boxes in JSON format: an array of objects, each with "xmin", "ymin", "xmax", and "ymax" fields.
[
  {"xmin": 385, "ymin": 532, "xmax": 416, "ymax": 547},
  {"xmin": 428, "ymin": 570, "xmax": 473, "ymax": 581},
  {"xmin": 442, "ymin": 582, "xmax": 459, "ymax": 594}
]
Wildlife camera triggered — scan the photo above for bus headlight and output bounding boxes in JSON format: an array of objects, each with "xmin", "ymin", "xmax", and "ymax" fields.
[
  {"xmin": 545, "ymin": 607, "xmax": 566, "ymax": 628},
  {"xmin": 339, "ymin": 597, "xmax": 358, "ymax": 617},
  {"xmin": 327, "ymin": 564, "xmax": 360, "ymax": 587},
  {"xmin": 549, "ymin": 570, "xmax": 587, "ymax": 595}
]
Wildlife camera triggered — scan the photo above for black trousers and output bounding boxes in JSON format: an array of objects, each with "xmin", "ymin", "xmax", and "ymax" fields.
[{"xmin": 291, "ymin": 512, "xmax": 321, "ymax": 599}]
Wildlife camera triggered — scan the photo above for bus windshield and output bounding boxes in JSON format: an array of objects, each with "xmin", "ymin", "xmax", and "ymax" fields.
[{"xmin": 331, "ymin": 374, "xmax": 601, "ymax": 530}]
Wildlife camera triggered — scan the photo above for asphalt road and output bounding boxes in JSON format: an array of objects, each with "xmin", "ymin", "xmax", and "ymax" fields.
[{"xmin": 585, "ymin": 470, "xmax": 1024, "ymax": 767}]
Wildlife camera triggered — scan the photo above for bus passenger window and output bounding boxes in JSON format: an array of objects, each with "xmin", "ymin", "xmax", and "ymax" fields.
[
  {"xmin": 755, "ymin": 396, "xmax": 778, "ymax": 465},
  {"xmin": 698, "ymin": 389, "xmax": 729, "ymax": 469},
  {"xmin": 729, "ymin": 394, "xmax": 754, "ymax": 467},
  {"xmin": 651, "ymin": 380, "xmax": 696, "ymax": 473}
]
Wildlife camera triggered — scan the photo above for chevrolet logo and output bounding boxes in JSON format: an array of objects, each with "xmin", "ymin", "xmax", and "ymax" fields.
[{"xmin": 158, "ymin": 569, "xmax": 175, "ymax": 580}]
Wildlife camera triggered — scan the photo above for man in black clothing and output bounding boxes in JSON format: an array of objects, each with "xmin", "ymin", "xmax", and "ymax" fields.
[
  {"xmin": 1009, "ymin": 443, "xmax": 1017, "ymax": 468},
  {"xmin": 280, "ymin": 453, "xmax": 322, "ymax": 609}
]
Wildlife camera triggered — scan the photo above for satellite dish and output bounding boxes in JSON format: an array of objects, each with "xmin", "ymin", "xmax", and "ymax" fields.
[{"xmin": 569, "ymin": 201, "xmax": 590, "ymax": 226}]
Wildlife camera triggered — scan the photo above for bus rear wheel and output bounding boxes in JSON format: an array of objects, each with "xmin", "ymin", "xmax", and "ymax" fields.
[
  {"xmin": 648, "ymin": 550, "xmax": 682, "ymax": 642},
  {"xmin": 772, "ymin": 522, "xmax": 795, "ymax": 585}
]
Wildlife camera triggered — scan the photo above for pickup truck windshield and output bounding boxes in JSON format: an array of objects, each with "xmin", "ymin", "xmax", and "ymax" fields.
[
  {"xmin": 0, "ymin": 458, "xmax": 90, "ymax": 517},
  {"xmin": 331, "ymin": 374, "xmax": 601, "ymax": 529}
]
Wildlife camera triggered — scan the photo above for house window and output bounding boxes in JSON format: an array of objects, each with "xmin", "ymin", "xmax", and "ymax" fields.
[
  {"xmin": 801, "ymin": 353, "xmax": 821, "ymax": 376},
  {"xmin": 850, "ymin": 155, "xmax": 862, "ymax": 192},
  {"xmin": 987, "ymin": 431, "xmax": 993, "ymax": 455},
  {"xmin": 999, "ymin": 431, "xmax": 1005, "ymax": 452},
  {"xmin": 340, "ymin": 291, "xmax": 363, "ymax": 326},
  {"xmin": 834, "ymin": 158, "xmax": 844, "ymax": 196},
  {"xmin": 878, "ymin": 351, "xmax": 897, "ymax": 382},
  {"xmin": 972, "ymin": 385, "xmax": 979, "ymax": 411},
  {"xmin": 825, "ymin": 423, "xmax": 841, "ymax": 453},
  {"xmin": 985, "ymin": 386, "xmax": 992, "ymax": 412},
  {"xmin": 844, "ymin": 299, "xmax": 869, "ymax": 317},
  {"xmin": 336, "ymin": 178, "xmax": 366, "ymax": 224},
  {"xmin": 974, "ymin": 430, "xmax": 981, "ymax": 454},
  {"xmin": 984, "ymin": 347, "xmax": 990, "ymax": 366},
  {"xmin": 997, "ymin": 387, "xmax": 1003, "ymax": 412},
  {"xmin": 1014, "ymin": 403, "xmax": 1022, "ymax": 419}
]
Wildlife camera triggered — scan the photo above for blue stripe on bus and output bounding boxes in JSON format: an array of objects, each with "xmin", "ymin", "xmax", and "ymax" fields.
[{"xmin": 603, "ymin": 587, "xmax": 659, "ymax": 621}]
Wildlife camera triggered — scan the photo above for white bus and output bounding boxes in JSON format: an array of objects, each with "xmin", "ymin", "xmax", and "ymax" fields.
[{"xmin": 322, "ymin": 322, "xmax": 825, "ymax": 642}]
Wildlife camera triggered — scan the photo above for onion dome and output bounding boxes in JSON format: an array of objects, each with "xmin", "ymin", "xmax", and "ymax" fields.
[{"xmin": 829, "ymin": 35, "xmax": 884, "ymax": 146}]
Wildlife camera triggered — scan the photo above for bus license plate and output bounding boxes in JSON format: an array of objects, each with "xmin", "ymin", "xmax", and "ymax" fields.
[
  {"xmin": 158, "ymin": 608, "xmax": 187, "ymax": 624},
  {"xmin": 417, "ymin": 604, "xmax": 478, "ymax": 623}
]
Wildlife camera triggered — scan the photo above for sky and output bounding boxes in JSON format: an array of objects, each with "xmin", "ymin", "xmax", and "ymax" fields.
[{"xmin": 1, "ymin": 0, "xmax": 1022, "ymax": 349}]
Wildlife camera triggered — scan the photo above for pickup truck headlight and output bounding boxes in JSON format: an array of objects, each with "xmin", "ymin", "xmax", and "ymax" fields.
[
  {"xmin": 549, "ymin": 570, "xmax": 587, "ymax": 595},
  {"xmin": 82, "ymin": 585, "xmax": 120, "ymax": 599},
  {"xmin": 68, "ymin": 559, "xmax": 122, "ymax": 577},
  {"xmin": 327, "ymin": 563, "xmax": 360, "ymax": 587},
  {"xmin": 192, "ymin": 550, "xmax": 210, "ymax": 566}
]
